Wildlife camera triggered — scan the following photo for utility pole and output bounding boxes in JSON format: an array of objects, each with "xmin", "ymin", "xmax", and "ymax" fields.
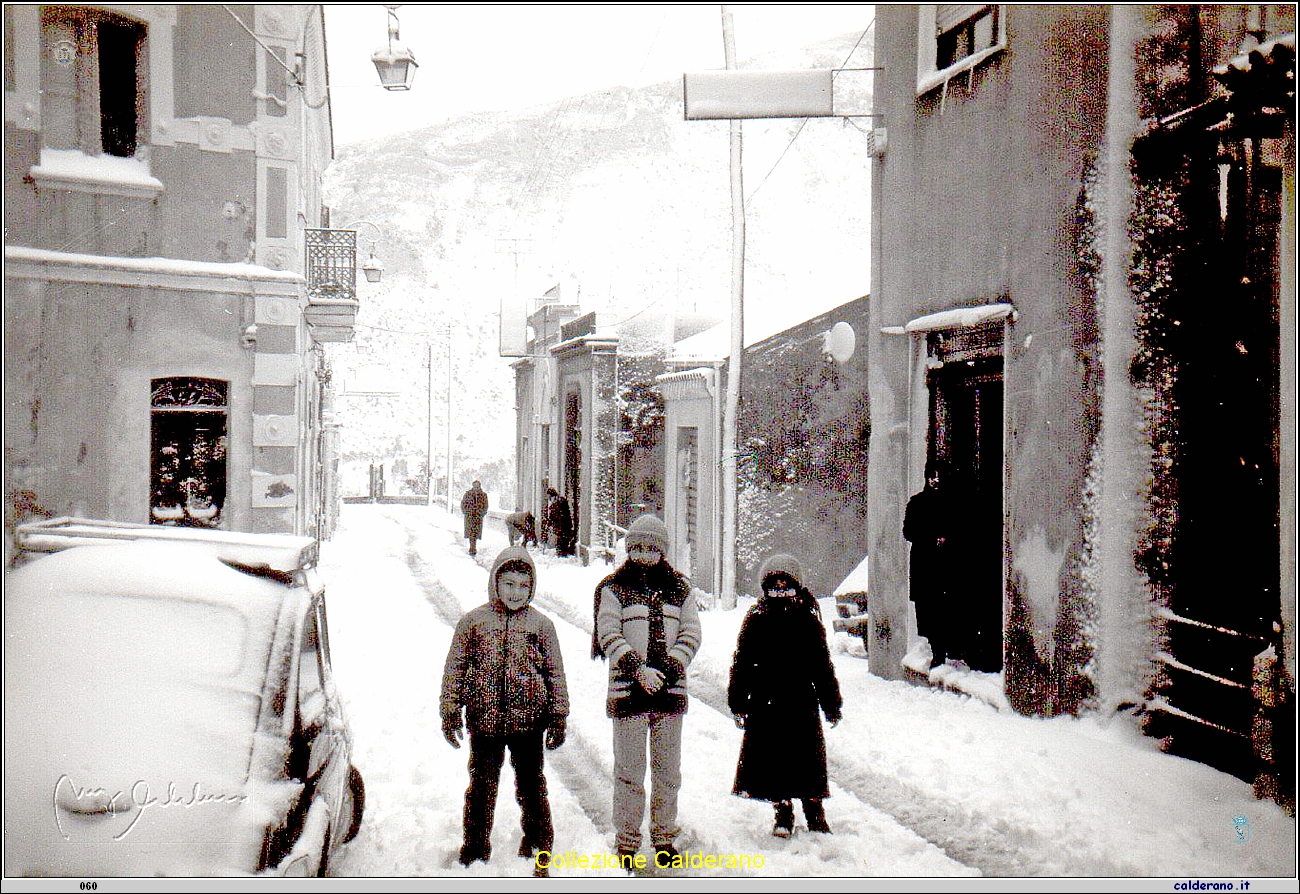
[
  {"xmin": 427, "ymin": 341, "xmax": 435, "ymax": 508},
  {"xmin": 719, "ymin": 4, "xmax": 744, "ymax": 610},
  {"xmin": 446, "ymin": 322, "xmax": 454, "ymax": 514}
]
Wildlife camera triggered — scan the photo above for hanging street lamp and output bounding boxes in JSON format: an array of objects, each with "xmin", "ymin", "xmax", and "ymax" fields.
[
  {"xmin": 372, "ymin": 5, "xmax": 418, "ymax": 91},
  {"xmin": 342, "ymin": 220, "xmax": 386, "ymax": 283}
]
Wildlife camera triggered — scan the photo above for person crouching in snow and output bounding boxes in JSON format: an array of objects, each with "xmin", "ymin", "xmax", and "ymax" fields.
[
  {"xmin": 440, "ymin": 546, "xmax": 569, "ymax": 874},
  {"xmin": 728, "ymin": 554, "xmax": 842, "ymax": 838},
  {"xmin": 505, "ymin": 509, "xmax": 538, "ymax": 548}
]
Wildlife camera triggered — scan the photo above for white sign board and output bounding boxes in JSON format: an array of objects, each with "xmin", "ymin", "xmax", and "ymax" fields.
[{"xmin": 683, "ymin": 69, "xmax": 834, "ymax": 120}]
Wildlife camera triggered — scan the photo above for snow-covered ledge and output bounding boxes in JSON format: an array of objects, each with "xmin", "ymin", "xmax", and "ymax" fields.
[
  {"xmin": 903, "ymin": 303, "xmax": 1016, "ymax": 333},
  {"xmin": 4, "ymin": 246, "xmax": 303, "ymax": 296},
  {"xmin": 656, "ymin": 367, "xmax": 716, "ymax": 401},
  {"xmin": 28, "ymin": 148, "xmax": 164, "ymax": 198}
]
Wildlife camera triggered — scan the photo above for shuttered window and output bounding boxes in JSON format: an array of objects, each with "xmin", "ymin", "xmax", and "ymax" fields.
[
  {"xmin": 917, "ymin": 4, "xmax": 1007, "ymax": 94},
  {"xmin": 935, "ymin": 5, "xmax": 985, "ymax": 33},
  {"xmin": 41, "ymin": 7, "xmax": 146, "ymax": 157}
]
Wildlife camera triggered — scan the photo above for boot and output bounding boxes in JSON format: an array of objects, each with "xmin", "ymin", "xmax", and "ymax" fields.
[
  {"xmin": 616, "ymin": 848, "xmax": 639, "ymax": 874},
  {"xmin": 458, "ymin": 843, "xmax": 488, "ymax": 866},
  {"xmin": 803, "ymin": 798, "xmax": 832, "ymax": 834},
  {"xmin": 772, "ymin": 800, "xmax": 794, "ymax": 838}
]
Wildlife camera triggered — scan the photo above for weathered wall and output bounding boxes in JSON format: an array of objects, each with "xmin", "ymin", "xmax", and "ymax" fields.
[
  {"xmin": 736, "ymin": 295, "xmax": 871, "ymax": 599},
  {"xmin": 173, "ymin": 6, "xmax": 257, "ymax": 124},
  {"xmin": 662, "ymin": 379, "xmax": 717, "ymax": 585},
  {"xmin": 869, "ymin": 6, "xmax": 1110, "ymax": 702},
  {"xmin": 3, "ymin": 278, "xmax": 255, "ymax": 528}
]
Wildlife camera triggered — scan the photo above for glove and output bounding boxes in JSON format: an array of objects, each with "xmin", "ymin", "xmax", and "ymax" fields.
[
  {"xmin": 545, "ymin": 719, "xmax": 567, "ymax": 750},
  {"xmin": 661, "ymin": 656, "xmax": 685, "ymax": 684},
  {"xmin": 442, "ymin": 711, "xmax": 464, "ymax": 749},
  {"xmin": 636, "ymin": 664, "xmax": 665, "ymax": 694}
]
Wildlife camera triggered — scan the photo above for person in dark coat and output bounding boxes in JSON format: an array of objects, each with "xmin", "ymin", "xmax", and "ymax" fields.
[
  {"xmin": 506, "ymin": 510, "xmax": 538, "ymax": 548},
  {"xmin": 539, "ymin": 490, "xmax": 556, "ymax": 551},
  {"xmin": 728, "ymin": 554, "xmax": 842, "ymax": 838},
  {"xmin": 903, "ymin": 461, "xmax": 952, "ymax": 668},
  {"xmin": 545, "ymin": 488, "xmax": 575, "ymax": 558},
  {"xmin": 461, "ymin": 480, "xmax": 488, "ymax": 556},
  {"xmin": 440, "ymin": 547, "xmax": 569, "ymax": 872}
]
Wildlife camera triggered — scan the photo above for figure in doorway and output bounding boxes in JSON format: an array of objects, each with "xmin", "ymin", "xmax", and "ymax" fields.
[
  {"xmin": 461, "ymin": 480, "xmax": 488, "ymax": 556},
  {"xmin": 544, "ymin": 487, "xmax": 576, "ymax": 558},
  {"xmin": 903, "ymin": 460, "xmax": 953, "ymax": 669}
]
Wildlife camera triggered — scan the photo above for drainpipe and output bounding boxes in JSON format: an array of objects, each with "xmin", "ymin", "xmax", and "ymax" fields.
[
  {"xmin": 709, "ymin": 361, "xmax": 725, "ymax": 598},
  {"xmin": 1096, "ymin": 3, "xmax": 1150, "ymax": 715}
]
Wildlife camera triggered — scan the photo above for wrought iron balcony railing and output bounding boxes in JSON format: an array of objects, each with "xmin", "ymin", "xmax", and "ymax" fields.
[{"xmin": 305, "ymin": 228, "xmax": 358, "ymax": 302}]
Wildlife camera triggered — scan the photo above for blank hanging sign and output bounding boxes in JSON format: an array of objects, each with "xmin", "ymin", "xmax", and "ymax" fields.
[{"xmin": 683, "ymin": 69, "xmax": 835, "ymax": 120}]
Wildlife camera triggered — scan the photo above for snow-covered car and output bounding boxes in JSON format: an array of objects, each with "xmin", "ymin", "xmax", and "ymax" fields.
[{"xmin": 3, "ymin": 519, "xmax": 364, "ymax": 877}]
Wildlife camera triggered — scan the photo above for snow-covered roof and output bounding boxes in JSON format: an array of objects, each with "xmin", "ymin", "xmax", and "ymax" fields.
[
  {"xmin": 656, "ymin": 366, "xmax": 716, "ymax": 401},
  {"xmin": 1213, "ymin": 31, "xmax": 1295, "ymax": 85},
  {"xmin": 669, "ymin": 318, "xmax": 792, "ymax": 363},
  {"xmin": 656, "ymin": 366, "xmax": 716, "ymax": 385},
  {"xmin": 833, "ymin": 553, "xmax": 869, "ymax": 596}
]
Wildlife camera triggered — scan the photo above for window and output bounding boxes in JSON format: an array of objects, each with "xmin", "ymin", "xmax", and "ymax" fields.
[
  {"xmin": 150, "ymin": 377, "xmax": 228, "ymax": 528},
  {"xmin": 41, "ymin": 6, "xmax": 146, "ymax": 157},
  {"xmin": 917, "ymin": 5, "xmax": 1006, "ymax": 94}
]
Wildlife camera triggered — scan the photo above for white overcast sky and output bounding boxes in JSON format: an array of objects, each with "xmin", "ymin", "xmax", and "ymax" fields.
[{"xmin": 324, "ymin": 4, "xmax": 874, "ymax": 145}]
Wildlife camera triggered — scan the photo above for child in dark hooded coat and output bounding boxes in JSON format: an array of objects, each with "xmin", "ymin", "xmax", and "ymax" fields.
[{"xmin": 728, "ymin": 554, "xmax": 842, "ymax": 838}]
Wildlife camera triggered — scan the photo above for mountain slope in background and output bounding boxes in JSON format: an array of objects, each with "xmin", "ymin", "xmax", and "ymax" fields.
[{"xmin": 323, "ymin": 32, "xmax": 874, "ymax": 504}]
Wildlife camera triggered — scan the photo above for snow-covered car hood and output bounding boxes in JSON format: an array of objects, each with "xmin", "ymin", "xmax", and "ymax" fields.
[{"xmin": 4, "ymin": 542, "xmax": 294, "ymax": 876}]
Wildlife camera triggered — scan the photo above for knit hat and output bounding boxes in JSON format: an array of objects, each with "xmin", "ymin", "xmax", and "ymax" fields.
[
  {"xmin": 757, "ymin": 553, "xmax": 805, "ymax": 591},
  {"xmin": 757, "ymin": 553, "xmax": 820, "ymax": 615},
  {"xmin": 625, "ymin": 513, "xmax": 669, "ymax": 557},
  {"xmin": 488, "ymin": 545, "xmax": 536, "ymax": 605}
]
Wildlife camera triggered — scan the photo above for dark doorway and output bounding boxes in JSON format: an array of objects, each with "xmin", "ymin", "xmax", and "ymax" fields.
[
  {"xmin": 150, "ymin": 377, "xmax": 228, "ymax": 528},
  {"xmin": 1134, "ymin": 108, "xmax": 1285, "ymax": 782},
  {"xmin": 564, "ymin": 390, "xmax": 582, "ymax": 544},
  {"xmin": 927, "ymin": 350, "xmax": 1004, "ymax": 672}
]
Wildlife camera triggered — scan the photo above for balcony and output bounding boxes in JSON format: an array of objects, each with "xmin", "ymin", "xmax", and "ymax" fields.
[{"xmin": 304, "ymin": 228, "xmax": 359, "ymax": 343}]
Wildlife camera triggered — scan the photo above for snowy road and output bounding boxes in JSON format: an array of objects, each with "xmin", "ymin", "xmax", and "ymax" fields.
[{"xmin": 318, "ymin": 504, "xmax": 1296, "ymax": 880}]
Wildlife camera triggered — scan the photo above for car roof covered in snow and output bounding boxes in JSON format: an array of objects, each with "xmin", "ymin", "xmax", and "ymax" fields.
[
  {"xmin": 3, "ymin": 540, "xmax": 296, "ymax": 875},
  {"xmin": 15, "ymin": 517, "xmax": 318, "ymax": 575}
]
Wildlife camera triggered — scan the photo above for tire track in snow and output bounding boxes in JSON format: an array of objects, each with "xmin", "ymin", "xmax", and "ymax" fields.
[{"xmin": 400, "ymin": 527, "xmax": 468, "ymax": 629}]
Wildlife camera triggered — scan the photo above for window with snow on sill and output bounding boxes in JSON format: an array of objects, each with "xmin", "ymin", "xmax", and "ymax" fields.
[{"xmin": 29, "ymin": 148, "xmax": 163, "ymax": 197}]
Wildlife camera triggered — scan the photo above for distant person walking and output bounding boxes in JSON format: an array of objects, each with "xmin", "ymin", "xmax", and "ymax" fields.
[
  {"xmin": 461, "ymin": 480, "xmax": 488, "ymax": 556},
  {"xmin": 728, "ymin": 554, "xmax": 841, "ymax": 838},
  {"xmin": 903, "ymin": 460, "xmax": 952, "ymax": 668}
]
